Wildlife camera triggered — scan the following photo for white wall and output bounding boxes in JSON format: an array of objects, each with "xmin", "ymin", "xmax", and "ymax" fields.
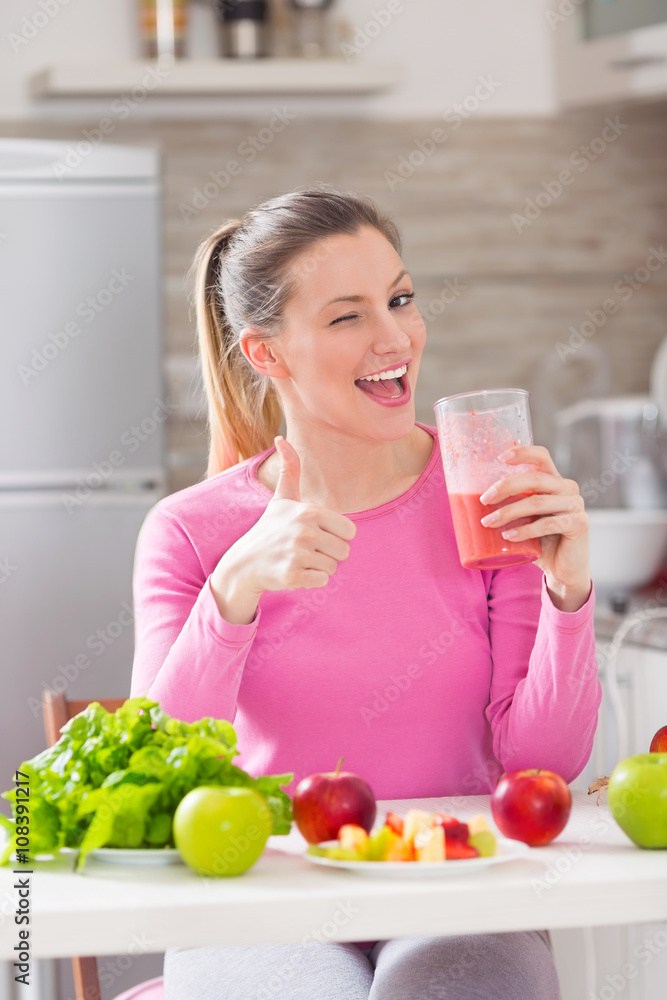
[{"xmin": 0, "ymin": 0, "xmax": 555, "ymax": 120}]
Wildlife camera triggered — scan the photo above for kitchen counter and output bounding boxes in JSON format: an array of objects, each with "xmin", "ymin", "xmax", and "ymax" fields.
[
  {"xmin": 1, "ymin": 791, "xmax": 666, "ymax": 960},
  {"xmin": 594, "ymin": 594, "xmax": 667, "ymax": 653},
  {"xmin": 593, "ymin": 566, "xmax": 667, "ymax": 652}
]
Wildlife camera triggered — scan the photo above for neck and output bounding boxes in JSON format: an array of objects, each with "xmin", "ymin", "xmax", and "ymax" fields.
[{"xmin": 278, "ymin": 421, "xmax": 432, "ymax": 513}]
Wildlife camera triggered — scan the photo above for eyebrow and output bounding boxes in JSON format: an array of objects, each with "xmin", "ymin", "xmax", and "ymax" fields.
[{"xmin": 320, "ymin": 269, "xmax": 409, "ymax": 311}]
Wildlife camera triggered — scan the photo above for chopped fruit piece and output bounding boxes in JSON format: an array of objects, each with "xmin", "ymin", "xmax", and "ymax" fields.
[
  {"xmin": 366, "ymin": 826, "xmax": 401, "ymax": 861},
  {"xmin": 385, "ymin": 836, "xmax": 414, "ymax": 861},
  {"xmin": 338, "ymin": 824, "xmax": 369, "ymax": 853},
  {"xmin": 468, "ymin": 830, "xmax": 497, "ymax": 857},
  {"xmin": 385, "ymin": 811, "xmax": 405, "ymax": 837},
  {"xmin": 403, "ymin": 809, "xmax": 433, "ymax": 845},
  {"xmin": 445, "ymin": 839, "xmax": 480, "ymax": 860},
  {"xmin": 466, "ymin": 814, "xmax": 492, "ymax": 838},
  {"xmin": 431, "ymin": 813, "xmax": 470, "ymax": 842},
  {"xmin": 307, "ymin": 844, "xmax": 361, "ymax": 861},
  {"xmin": 414, "ymin": 825, "xmax": 445, "ymax": 861}
]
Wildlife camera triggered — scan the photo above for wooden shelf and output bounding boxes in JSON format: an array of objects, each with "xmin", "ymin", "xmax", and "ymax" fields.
[{"xmin": 29, "ymin": 59, "xmax": 401, "ymax": 98}]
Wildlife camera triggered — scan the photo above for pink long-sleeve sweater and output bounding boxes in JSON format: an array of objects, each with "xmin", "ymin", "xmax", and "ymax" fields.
[{"xmin": 130, "ymin": 421, "xmax": 601, "ymax": 803}]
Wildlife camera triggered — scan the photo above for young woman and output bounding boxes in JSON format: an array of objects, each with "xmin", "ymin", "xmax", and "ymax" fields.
[{"xmin": 131, "ymin": 186, "xmax": 600, "ymax": 1000}]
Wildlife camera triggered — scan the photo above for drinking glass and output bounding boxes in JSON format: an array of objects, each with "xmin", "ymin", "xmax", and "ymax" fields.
[{"xmin": 433, "ymin": 388, "xmax": 542, "ymax": 570}]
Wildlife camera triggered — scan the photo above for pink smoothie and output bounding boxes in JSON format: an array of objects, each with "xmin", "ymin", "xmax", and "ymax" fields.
[{"xmin": 448, "ymin": 492, "xmax": 542, "ymax": 570}]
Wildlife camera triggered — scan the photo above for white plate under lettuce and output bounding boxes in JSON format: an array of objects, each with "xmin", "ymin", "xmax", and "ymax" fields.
[
  {"xmin": 59, "ymin": 846, "xmax": 184, "ymax": 865},
  {"xmin": 305, "ymin": 837, "xmax": 529, "ymax": 877}
]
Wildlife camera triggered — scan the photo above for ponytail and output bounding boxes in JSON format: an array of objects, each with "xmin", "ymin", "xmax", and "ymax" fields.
[{"xmin": 189, "ymin": 220, "xmax": 282, "ymax": 477}]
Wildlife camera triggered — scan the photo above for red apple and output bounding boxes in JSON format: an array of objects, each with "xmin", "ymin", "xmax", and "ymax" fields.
[
  {"xmin": 650, "ymin": 725, "xmax": 667, "ymax": 753},
  {"xmin": 292, "ymin": 758, "xmax": 377, "ymax": 844},
  {"xmin": 491, "ymin": 769, "xmax": 572, "ymax": 847}
]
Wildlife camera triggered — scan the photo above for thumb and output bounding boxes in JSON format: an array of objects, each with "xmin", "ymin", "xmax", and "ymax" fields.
[{"xmin": 272, "ymin": 436, "xmax": 301, "ymax": 502}]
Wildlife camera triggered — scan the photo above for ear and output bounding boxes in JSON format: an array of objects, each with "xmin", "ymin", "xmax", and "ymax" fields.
[{"xmin": 238, "ymin": 328, "xmax": 289, "ymax": 379}]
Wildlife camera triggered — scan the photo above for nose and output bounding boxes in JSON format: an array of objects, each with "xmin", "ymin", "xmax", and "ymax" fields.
[{"xmin": 370, "ymin": 306, "xmax": 412, "ymax": 357}]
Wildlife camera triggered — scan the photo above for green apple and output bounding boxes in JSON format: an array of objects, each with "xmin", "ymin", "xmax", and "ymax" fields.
[
  {"xmin": 173, "ymin": 786, "xmax": 272, "ymax": 876},
  {"xmin": 607, "ymin": 754, "xmax": 667, "ymax": 849}
]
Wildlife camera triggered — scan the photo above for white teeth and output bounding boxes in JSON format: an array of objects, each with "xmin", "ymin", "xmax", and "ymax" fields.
[{"xmin": 359, "ymin": 364, "xmax": 407, "ymax": 382}]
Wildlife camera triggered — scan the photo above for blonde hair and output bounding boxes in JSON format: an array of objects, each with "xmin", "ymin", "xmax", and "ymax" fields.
[{"xmin": 188, "ymin": 184, "xmax": 402, "ymax": 477}]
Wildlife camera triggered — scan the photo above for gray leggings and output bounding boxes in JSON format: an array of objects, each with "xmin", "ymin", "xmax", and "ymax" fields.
[{"xmin": 164, "ymin": 930, "xmax": 561, "ymax": 999}]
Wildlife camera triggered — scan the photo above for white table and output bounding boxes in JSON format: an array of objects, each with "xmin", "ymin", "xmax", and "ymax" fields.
[{"xmin": 1, "ymin": 791, "xmax": 666, "ymax": 960}]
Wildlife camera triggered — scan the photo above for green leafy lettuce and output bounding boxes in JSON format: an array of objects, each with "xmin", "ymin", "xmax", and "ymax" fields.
[{"xmin": 0, "ymin": 697, "xmax": 292, "ymax": 870}]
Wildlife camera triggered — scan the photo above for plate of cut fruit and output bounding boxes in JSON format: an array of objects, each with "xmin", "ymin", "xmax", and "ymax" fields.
[{"xmin": 305, "ymin": 809, "xmax": 529, "ymax": 877}]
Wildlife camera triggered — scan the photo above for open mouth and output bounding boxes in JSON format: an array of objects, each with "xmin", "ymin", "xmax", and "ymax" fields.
[{"xmin": 354, "ymin": 366, "xmax": 408, "ymax": 400}]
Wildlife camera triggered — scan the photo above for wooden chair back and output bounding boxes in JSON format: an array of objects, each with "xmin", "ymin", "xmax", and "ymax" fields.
[{"xmin": 42, "ymin": 690, "xmax": 128, "ymax": 1000}]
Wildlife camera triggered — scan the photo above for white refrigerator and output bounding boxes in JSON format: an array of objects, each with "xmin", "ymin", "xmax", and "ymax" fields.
[{"xmin": 0, "ymin": 138, "xmax": 166, "ymax": 787}]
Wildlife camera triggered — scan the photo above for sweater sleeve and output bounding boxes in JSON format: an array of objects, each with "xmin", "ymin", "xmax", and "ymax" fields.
[
  {"xmin": 484, "ymin": 564, "xmax": 602, "ymax": 784},
  {"xmin": 130, "ymin": 506, "xmax": 261, "ymax": 723}
]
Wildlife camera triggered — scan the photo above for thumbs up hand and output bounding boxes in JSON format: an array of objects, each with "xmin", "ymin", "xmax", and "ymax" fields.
[{"xmin": 226, "ymin": 436, "xmax": 357, "ymax": 596}]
